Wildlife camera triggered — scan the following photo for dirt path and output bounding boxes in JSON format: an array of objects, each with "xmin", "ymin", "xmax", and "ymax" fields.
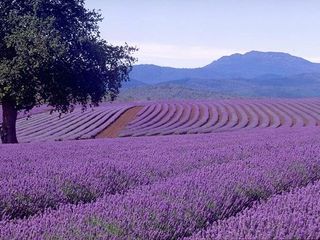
[{"xmin": 96, "ymin": 106, "xmax": 144, "ymax": 138}]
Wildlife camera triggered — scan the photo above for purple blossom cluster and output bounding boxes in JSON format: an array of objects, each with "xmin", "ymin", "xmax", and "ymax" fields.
[
  {"xmin": 120, "ymin": 99, "xmax": 320, "ymax": 136},
  {"xmin": 0, "ymin": 127, "xmax": 319, "ymax": 239},
  {"xmin": 189, "ymin": 180, "xmax": 320, "ymax": 240}
]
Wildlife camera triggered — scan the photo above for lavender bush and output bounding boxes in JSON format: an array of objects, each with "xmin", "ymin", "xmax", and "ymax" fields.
[
  {"xmin": 190, "ymin": 180, "xmax": 320, "ymax": 240},
  {"xmin": 0, "ymin": 127, "xmax": 319, "ymax": 239},
  {"xmin": 1, "ymin": 127, "xmax": 306, "ymax": 221}
]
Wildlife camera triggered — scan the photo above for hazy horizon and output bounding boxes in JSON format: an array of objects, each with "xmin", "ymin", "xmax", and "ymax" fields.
[
  {"xmin": 129, "ymin": 50, "xmax": 320, "ymax": 69},
  {"xmin": 86, "ymin": 0, "xmax": 320, "ymax": 68}
]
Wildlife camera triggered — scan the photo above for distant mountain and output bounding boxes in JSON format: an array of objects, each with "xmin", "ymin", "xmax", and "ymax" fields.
[
  {"xmin": 201, "ymin": 51, "xmax": 320, "ymax": 78},
  {"xmin": 118, "ymin": 84, "xmax": 236, "ymax": 102},
  {"xmin": 129, "ymin": 64, "xmax": 197, "ymax": 84},
  {"xmin": 154, "ymin": 73, "xmax": 320, "ymax": 98},
  {"xmin": 121, "ymin": 79, "xmax": 148, "ymax": 89},
  {"xmin": 124, "ymin": 51, "xmax": 320, "ymax": 99},
  {"xmin": 129, "ymin": 51, "xmax": 320, "ymax": 84}
]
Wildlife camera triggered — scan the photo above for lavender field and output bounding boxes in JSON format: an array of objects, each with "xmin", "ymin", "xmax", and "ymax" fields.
[
  {"xmin": 3, "ymin": 99, "xmax": 320, "ymax": 142},
  {"xmin": 0, "ymin": 124, "xmax": 320, "ymax": 239},
  {"xmin": 121, "ymin": 99, "xmax": 320, "ymax": 137},
  {"xmin": 2, "ymin": 0, "xmax": 320, "ymax": 239}
]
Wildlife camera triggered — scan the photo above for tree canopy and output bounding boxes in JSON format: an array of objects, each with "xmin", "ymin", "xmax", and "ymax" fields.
[{"xmin": 0, "ymin": 0, "xmax": 137, "ymax": 143}]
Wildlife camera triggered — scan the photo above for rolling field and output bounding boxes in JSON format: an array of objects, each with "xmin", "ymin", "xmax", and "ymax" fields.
[
  {"xmin": 1, "ymin": 99, "xmax": 320, "ymax": 239},
  {"xmin": 2, "ymin": 99, "xmax": 320, "ymax": 142},
  {"xmin": 14, "ymin": 105, "xmax": 135, "ymax": 142},
  {"xmin": 121, "ymin": 99, "xmax": 320, "ymax": 136}
]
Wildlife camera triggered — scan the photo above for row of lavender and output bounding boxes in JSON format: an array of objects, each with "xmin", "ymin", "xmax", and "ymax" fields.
[
  {"xmin": 120, "ymin": 99, "xmax": 320, "ymax": 137},
  {"xmin": 14, "ymin": 104, "xmax": 135, "ymax": 143},
  {"xmin": 0, "ymin": 127, "xmax": 294, "ymax": 221},
  {"xmin": 0, "ymin": 105, "xmax": 51, "ymax": 126},
  {"xmin": 189, "ymin": 179, "xmax": 320, "ymax": 240},
  {"xmin": 1, "ymin": 127, "xmax": 320, "ymax": 239}
]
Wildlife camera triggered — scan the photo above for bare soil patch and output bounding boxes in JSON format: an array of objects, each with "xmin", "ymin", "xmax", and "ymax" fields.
[{"xmin": 96, "ymin": 106, "xmax": 143, "ymax": 138}]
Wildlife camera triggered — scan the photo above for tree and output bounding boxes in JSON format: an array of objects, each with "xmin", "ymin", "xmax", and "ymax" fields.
[{"xmin": 0, "ymin": 0, "xmax": 137, "ymax": 143}]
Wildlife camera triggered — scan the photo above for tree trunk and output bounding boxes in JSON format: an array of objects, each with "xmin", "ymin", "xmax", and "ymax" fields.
[{"xmin": 1, "ymin": 100, "xmax": 18, "ymax": 144}]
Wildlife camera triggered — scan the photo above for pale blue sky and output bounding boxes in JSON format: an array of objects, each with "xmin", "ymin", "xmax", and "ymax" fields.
[{"xmin": 86, "ymin": 0, "xmax": 320, "ymax": 68}]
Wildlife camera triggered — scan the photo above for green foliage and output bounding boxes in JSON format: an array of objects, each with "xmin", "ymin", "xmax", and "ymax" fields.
[
  {"xmin": 0, "ymin": 0, "xmax": 137, "ymax": 112},
  {"xmin": 61, "ymin": 181, "xmax": 96, "ymax": 204},
  {"xmin": 86, "ymin": 216, "xmax": 124, "ymax": 237}
]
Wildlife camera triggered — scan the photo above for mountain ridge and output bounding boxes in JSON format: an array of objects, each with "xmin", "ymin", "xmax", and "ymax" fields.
[
  {"xmin": 120, "ymin": 51, "xmax": 320, "ymax": 100},
  {"xmin": 130, "ymin": 51, "xmax": 320, "ymax": 84}
]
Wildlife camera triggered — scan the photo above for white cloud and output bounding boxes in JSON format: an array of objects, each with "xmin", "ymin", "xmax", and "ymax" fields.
[
  {"xmin": 305, "ymin": 57, "xmax": 320, "ymax": 63},
  {"xmin": 109, "ymin": 40, "xmax": 248, "ymax": 68}
]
